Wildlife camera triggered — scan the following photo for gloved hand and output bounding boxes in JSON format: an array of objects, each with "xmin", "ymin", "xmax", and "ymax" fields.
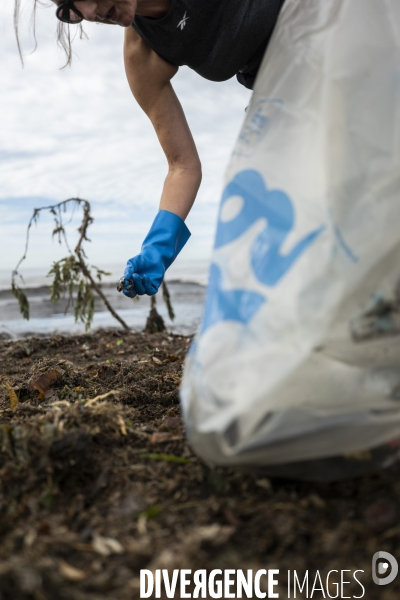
[{"xmin": 118, "ymin": 210, "xmax": 191, "ymax": 298}]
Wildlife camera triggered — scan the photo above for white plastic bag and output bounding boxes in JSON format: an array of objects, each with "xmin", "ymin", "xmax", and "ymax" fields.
[{"xmin": 181, "ymin": 0, "xmax": 400, "ymax": 472}]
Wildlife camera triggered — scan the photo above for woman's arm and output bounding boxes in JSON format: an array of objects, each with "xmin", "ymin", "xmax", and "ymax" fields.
[{"xmin": 124, "ymin": 27, "xmax": 202, "ymax": 220}]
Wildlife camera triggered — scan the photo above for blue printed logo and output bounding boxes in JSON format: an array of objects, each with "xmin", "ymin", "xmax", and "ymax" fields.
[
  {"xmin": 201, "ymin": 170, "xmax": 325, "ymax": 332},
  {"xmin": 234, "ymin": 99, "xmax": 283, "ymax": 158},
  {"xmin": 201, "ymin": 263, "xmax": 265, "ymax": 332}
]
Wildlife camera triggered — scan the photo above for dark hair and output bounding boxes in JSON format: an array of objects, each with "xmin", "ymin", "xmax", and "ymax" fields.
[{"xmin": 14, "ymin": 0, "xmax": 85, "ymax": 67}]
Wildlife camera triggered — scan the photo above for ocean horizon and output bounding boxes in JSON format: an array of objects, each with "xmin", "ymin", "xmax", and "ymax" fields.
[{"xmin": 0, "ymin": 260, "xmax": 209, "ymax": 339}]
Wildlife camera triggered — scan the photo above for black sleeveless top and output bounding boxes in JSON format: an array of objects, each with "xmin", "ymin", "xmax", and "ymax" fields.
[{"xmin": 132, "ymin": 0, "xmax": 285, "ymax": 89}]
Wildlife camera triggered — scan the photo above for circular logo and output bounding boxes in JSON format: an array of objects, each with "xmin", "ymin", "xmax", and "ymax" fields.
[{"xmin": 372, "ymin": 552, "xmax": 398, "ymax": 586}]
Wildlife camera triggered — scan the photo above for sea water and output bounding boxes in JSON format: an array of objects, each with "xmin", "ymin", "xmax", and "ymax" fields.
[{"xmin": 0, "ymin": 263, "xmax": 207, "ymax": 339}]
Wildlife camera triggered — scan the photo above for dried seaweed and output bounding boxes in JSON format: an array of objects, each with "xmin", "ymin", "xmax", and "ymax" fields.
[{"xmin": 11, "ymin": 198, "xmax": 129, "ymax": 331}]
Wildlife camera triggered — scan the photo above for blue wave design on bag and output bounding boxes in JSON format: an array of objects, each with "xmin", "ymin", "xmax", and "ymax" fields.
[
  {"xmin": 201, "ymin": 263, "xmax": 265, "ymax": 332},
  {"xmin": 202, "ymin": 169, "xmax": 324, "ymax": 331},
  {"xmin": 216, "ymin": 169, "xmax": 325, "ymax": 286}
]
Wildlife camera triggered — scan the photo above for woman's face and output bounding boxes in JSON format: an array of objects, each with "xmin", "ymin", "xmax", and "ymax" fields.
[{"xmin": 54, "ymin": 0, "xmax": 137, "ymax": 27}]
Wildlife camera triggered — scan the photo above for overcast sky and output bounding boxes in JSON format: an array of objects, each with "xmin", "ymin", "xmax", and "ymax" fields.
[{"xmin": 0, "ymin": 0, "xmax": 251, "ymax": 285}]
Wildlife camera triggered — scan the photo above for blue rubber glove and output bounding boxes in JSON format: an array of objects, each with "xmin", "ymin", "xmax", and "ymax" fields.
[{"xmin": 119, "ymin": 210, "xmax": 191, "ymax": 298}]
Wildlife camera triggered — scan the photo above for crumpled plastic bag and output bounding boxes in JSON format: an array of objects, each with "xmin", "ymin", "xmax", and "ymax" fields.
[{"xmin": 181, "ymin": 0, "xmax": 400, "ymax": 477}]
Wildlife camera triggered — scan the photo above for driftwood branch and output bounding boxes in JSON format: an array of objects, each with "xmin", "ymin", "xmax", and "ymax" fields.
[
  {"xmin": 78, "ymin": 255, "xmax": 129, "ymax": 331},
  {"xmin": 12, "ymin": 198, "xmax": 130, "ymax": 331}
]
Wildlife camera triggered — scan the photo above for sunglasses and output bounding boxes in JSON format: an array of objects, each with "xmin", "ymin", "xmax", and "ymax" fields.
[{"xmin": 56, "ymin": 1, "xmax": 84, "ymax": 24}]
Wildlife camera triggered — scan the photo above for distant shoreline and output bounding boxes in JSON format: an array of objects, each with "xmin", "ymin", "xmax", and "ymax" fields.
[
  {"xmin": 0, "ymin": 278, "xmax": 205, "ymax": 298},
  {"xmin": 0, "ymin": 280, "xmax": 206, "ymax": 339}
]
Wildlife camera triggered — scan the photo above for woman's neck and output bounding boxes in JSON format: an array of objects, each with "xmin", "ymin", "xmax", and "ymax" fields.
[{"xmin": 136, "ymin": 0, "xmax": 171, "ymax": 18}]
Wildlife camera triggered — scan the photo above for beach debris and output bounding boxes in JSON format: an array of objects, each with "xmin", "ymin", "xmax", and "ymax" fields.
[
  {"xmin": 92, "ymin": 534, "xmax": 124, "ymax": 557},
  {"xmin": 116, "ymin": 277, "xmax": 127, "ymax": 293},
  {"xmin": 85, "ymin": 390, "xmax": 120, "ymax": 407},
  {"xmin": 145, "ymin": 296, "xmax": 166, "ymax": 334},
  {"xmin": 117, "ymin": 279, "xmax": 175, "ymax": 327},
  {"xmin": 190, "ymin": 524, "xmax": 235, "ymax": 547},
  {"xmin": 31, "ymin": 368, "xmax": 63, "ymax": 400},
  {"xmin": 1, "ymin": 329, "xmax": 400, "ymax": 600},
  {"xmin": 11, "ymin": 198, "xmax": 129, "ymax": 331},
  {"xmin": 117, "ymin": 414, "xmax": 127, "ymax": 436},
  {"xmin": 162, "ymin": 280, "xmax": 175, "ymax": 321},
  {"xmin": 256, "ymin": 478, "xmax": 272, "ymax": 492},
  {"xmin": 59, "ymin": 560, "xmax": 88, "ymax": 582},
  {"xmin": 0, "ymin": 330, "xmax": 196, "ymax": 597},
  {"xmin": 11, "ymin": 281, "xmax": 30, "ymax": 320},
  {"xmin": 4, "ymin": 381, "xmax": 19, "ymax": 410},
  {"xmin": 150, "ymin": 432, "xmax": 183, "ymax": 444},
  {"xmin": 164, "ymin": 354, "xmax": 179, "ymax": 363}
]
